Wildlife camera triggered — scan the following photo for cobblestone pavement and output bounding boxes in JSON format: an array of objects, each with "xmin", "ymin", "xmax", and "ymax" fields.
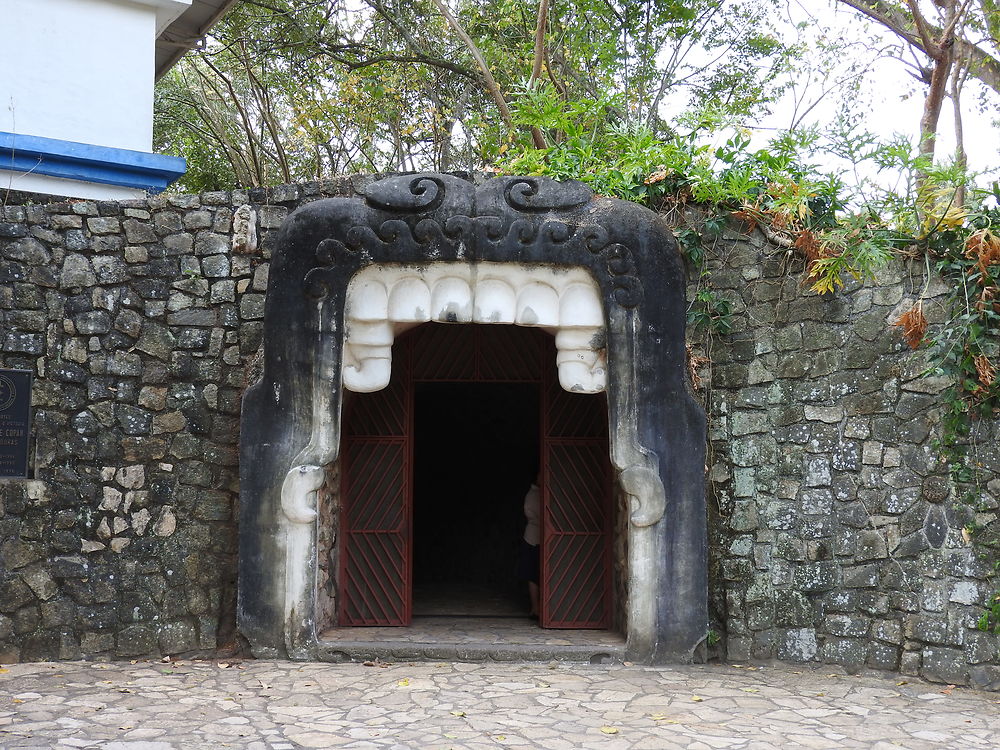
[{"xmin": 1, "ymin": 659, "xmax": 998, "ymax": 749}]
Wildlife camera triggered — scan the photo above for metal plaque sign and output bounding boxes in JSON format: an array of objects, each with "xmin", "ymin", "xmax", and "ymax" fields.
[{"xmin": 0, "ymin": 369, "xmax": 32, "ymax": 478}]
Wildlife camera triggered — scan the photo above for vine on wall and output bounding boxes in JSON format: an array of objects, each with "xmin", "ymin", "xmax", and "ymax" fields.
[{"xmin": 496, "ymin": 84, "xmax": 1000, "ymax": 628}]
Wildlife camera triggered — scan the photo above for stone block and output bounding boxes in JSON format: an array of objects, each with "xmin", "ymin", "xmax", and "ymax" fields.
[
  {"xmin": 774, "ymin": 590, "xmax": 814, "ymax": 627},
  {"xmin": 824, "ymin": 614, "xmax": 870, "ymax": 638},
  {"xmin": 776, "ymin": 628, "xmax": 817, "ymax": 661},
  {"xmin": 819, "ymin": 637, "xmax": 867, "ymax": 670},
  {"xmin": 855, "ymin": 530, "xmax": 888, "ymax": 561},
  {"xmin": 924, "ymin": 506, "xmax": 948, "ymax": 548},
  {"xmin": 158, "ymin": 620, "xmax": 198, "ymax": 654},
  {"xmin": 842, "ymin": 564, "xmax": 879, "ymax": 589},
  {"xmin": 62, "ymin": 254, "xmax": 99, "ymax": 289},
  {"xmin": 920, "ymin": 647, "xmax": 969, "ymax": 685},
  {"xmin": 87, "ymin": 217, "xmax": 120, "ymax": 234},
  {"xmin": 201, "ymin": 254, "xmax": 231, "ymax": 278},
  {"xmin": 867, "ymin": 642, "xmax": 900, "ymax": 671},
  {"xmin": 21, "ymin": 567, "xmax": 58, "ymax": 601},
  {"xmin": 730, "ymin": 411, "xmax": 769, "ymax": 436},
  {"xmin": 793, "ymin": 562, "xmax": 838, "ymax": 592},
  {"xmin": 906, "ymin": 615, "xmax": 953, "ymax": 645},
  {"xmin": 964, "ymin": 631, "xmax": 998, "ymax": 664},
  {"xmin": 873, "ymin": 619, "xmax": 903, "ymax": 644},
  {"xmin": 239, "ymin": 293, "xmax": 266, "ymax": 320},
  {"xmin": 167, "ymin": 308, "xmax": 217, "ymax": 327},
  {"xmin": 799, "ymin": 488, "xmax": 833, "ymax": 514},
  {"xmin": 803, "ymin": 457, "xmax": 831, "ymax": 488},
  {"xmin": 183, "ymin": 211, "xmax": 214, "ymax": 230},
  {"xmin": 123, "ymin": 219, "xmax": 157, "ymax": 243},
  {"xmin": 195, "ymin": 231, "xmax": 229, "ymax": 257},
  {"xmin": 116, "ymin": 624, "xmax": 158, "ymax": 656},
  {"xmin": 969, "ymin": 665, "xmax": 1000, "ymax": 691}
]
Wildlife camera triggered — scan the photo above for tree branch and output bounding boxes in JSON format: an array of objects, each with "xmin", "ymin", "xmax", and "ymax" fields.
[
  {"xmin": 528, "ymin": 0, "xmax": 550, "ymax": 148},
  {"xmin": 837, "ymin": 0, "xmax": 1000, "ymax": 93},
  {"xmin": 429, "ymin": 0, "xmax": 514, "ymax": 130}
]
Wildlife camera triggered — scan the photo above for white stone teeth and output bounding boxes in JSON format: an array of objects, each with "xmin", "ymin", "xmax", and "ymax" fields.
[
  {"xmin": 343, "ymin": 320, "xmax": 394, "ymax": 392},
  {"xmin": 555, "ymin": 327, "xmax": 606, "ymax": 393},
  {"xmin": 559, "ymin": 282, "xmax": 604, "ymax": 328},
  {"xmin": 346, "ymin": 279, "xmax": 388, "ymax": 321},
  {"xmin": 388, "ymin": 277, "xmax": 432, "ymax": 323},
  {"xmin": 473, "ymin": 278, "xmax": 516, "ymax": 324},
  {"xmin": 515, "ymin": 282, "xmax": 559, "ymax": 327},
  {"xmin": 431, "ymin": 275, "xmax": 473, "ymax": 322}
]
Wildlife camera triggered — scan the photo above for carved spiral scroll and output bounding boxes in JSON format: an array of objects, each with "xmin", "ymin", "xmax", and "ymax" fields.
[
  {"xmin": 362, "ymin": 175, "xmax": 447, "ymax": 212},
  {"xmin": 504, "ymin": 178, "xmax": 592, "ymax": 212}
]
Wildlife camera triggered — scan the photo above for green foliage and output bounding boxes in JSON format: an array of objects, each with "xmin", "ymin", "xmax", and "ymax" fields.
[
  {"xmin": 687, "ymin": 288, "xmax": 734, "ymax": 335},
  {"xmin": 155, "ymin": 0, "xmax": 795, "ymax": 189},
  {"xmin": 920, "ymin": 184, "xmax": 1000, "ymax": 630},
  {"xmin": 498, "ymin": 81, "xmax": 1000, "ymax": 623}
]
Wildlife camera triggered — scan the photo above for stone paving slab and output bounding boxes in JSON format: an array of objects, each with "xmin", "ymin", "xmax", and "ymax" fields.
[
  {"xmin": 1, "ymin": 659, "xmax": 998, "ymax": 749},
  {"xmin": 317, "ymin": 616, "xmax": 627, "ymax": 663}
]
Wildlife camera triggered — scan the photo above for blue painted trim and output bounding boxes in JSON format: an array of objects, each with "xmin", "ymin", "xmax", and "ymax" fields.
[{"xmin": 0, "ymin": 131, "xmax": 186, "ymax": 193}]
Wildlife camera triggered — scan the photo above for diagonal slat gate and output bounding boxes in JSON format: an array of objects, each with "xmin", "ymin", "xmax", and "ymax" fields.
[
  {"xmin": 541, "ymin": 361, "xmax": 611, "ymax": 629},
  {"xmin": 339, "ymin": 341, "xmax": 411, "ymax": 626},
  {"xmin": 340, "ymin": 323, "xmax": 611, "ymax": 629}
]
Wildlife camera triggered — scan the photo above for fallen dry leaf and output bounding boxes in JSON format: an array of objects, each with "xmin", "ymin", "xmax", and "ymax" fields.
[
  {"xmin": 450, "ymin": 710, "xmax": 466, "ymax": 717},
  {"xmin": 600, "ymin": 726, "xmax": 619, "ymax": 734},
  {"xmin": 893, "ymin": 304, "xmax": 928, "ymax": 350},
  {"xmin": 691, "ymin": 695, "xmax": 704, "ymax": 702},
  {"xmin": 397, "ymin": 678, "xmax": 410, "ymax": 687}
]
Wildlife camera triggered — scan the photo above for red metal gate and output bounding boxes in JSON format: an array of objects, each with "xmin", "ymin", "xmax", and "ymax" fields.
[
  {"xmin": 339, "ymin": 323, "xmax": 611, "ymax": 628},
  {"xmin": 541, "ymin": 362, "xmax": 612, "ymax": 629},
  {"xmin": 339, "ymin": 342, "xmax": 412, "ymax": 626}
]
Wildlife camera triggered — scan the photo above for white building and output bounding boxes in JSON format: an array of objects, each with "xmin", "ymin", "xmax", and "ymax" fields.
[{"xmin": 0, "ymin": 0, "xmax": 235, "ymax": 200}]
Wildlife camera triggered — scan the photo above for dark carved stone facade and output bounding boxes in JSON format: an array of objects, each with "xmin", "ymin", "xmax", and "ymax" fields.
[{"xmin": 239, "ymin": 174, "xmax": 708, "ymax": 662}]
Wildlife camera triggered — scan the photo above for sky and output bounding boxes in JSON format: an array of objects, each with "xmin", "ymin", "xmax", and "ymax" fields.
[{"xmin": 761, "ymin": 1, "xmax": 1000, "ymax": 180}]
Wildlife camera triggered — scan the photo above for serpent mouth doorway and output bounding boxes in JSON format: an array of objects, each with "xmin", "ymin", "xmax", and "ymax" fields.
[
  {"xmin": 332, "ymin": 323, "xmax": 618, "ymax": 635},
  {"xmin": 238, "ymin": 175, "xmax": 708, "ymax": 663},
  {"xmin": 412, "ymin": 380, "xmax": 539, "ymax": 618}
]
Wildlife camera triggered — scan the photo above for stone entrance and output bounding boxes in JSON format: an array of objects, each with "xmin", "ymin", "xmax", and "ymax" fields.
[
  {"xmin": 238, "ymin": 174, "xmax": 707, "ymax": 662},
  {"xmin": 335, "ymin": 322, "xmax": 615, "ymax": 631}
]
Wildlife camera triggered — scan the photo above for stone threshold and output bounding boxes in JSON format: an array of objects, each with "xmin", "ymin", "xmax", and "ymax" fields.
[{"xmin": 317, "ymin": 615, "xmax": 626, "ymax": 664}]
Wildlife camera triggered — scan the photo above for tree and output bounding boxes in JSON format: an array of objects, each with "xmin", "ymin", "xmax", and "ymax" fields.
[
  {"xmin": 838, "ymin": 1, "xmax": 1000, "ymax": 95},
  {"xmin": 835, "ymin": 1, "xmax": 1000, "ymax": 197},
  {"xmin": 154, "ymin": 0, "xmax": 794, "ymax": 190}
]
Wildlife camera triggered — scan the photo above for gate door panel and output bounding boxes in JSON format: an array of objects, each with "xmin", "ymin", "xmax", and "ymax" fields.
[
  {"xmin": 542, "ymin": 369, "xmax": 612, "ymax": 629},
  {"xmin": 339, "ymin": 343, "xmax": 411, "ymax": 626},
  {"xmin": 340, "ymin": 323, "xmax": 611, "ymax": 629}
]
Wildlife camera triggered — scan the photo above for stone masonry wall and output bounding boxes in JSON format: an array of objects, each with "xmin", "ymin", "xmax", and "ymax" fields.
[
  {"xmin": 1, "ymin": 178, "xmax": 998, "ymax": 690},
  {"xmin": 685, "ymin": 221, "xmax": 1000, "ymax": 691},
  {"xmin": 0, "ymin": 180, "xmax": 360, "ymax": 661}
]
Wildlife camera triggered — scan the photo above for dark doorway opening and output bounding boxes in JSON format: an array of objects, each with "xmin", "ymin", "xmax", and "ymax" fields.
[{"xmin": 413, "ymin": 381, "xmax": 539, "ymax": 617}]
